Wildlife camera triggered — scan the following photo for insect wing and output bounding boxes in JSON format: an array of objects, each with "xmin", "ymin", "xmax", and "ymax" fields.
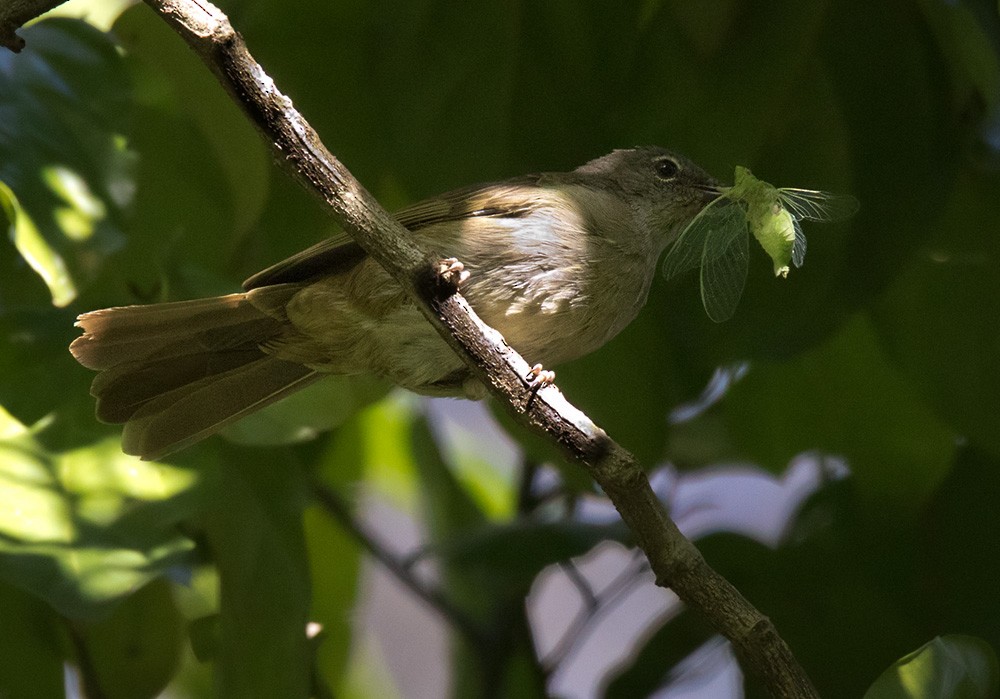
[
  {"xmin": 699, "ymin": 202, "xmax": 750, "ymax": 322},
  {"xmin": 778, "ymin": 188, "xmax": 859, "ymax": 223},
  {"xmin": 662, "ymin": 195, "xmax": 736, "ymax": 280},
  {"xmin": 791, "ymin": 217, "xmax": 807, "ymax": 268}
]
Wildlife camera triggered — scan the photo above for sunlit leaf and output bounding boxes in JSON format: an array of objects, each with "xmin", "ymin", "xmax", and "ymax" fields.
[
  {"xmin": 0, "ymin": 19, "xmax": 134, "ymax": 304},
  {"xmin": 0, "ymin": 433, "xmax": 199, "ymax": 618},
  {"xmin": 864, "ymin": 635, "xmax": 1000, "ymax": 699},
  {"xmin": 0, "ymin": 181, "xmax": 75, "ymax": 306},
  {"xmin": 305, "ymin": 420, "xmax": 367, "ymax": 694}
]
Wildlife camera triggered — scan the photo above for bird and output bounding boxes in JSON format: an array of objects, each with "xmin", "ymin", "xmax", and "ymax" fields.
[{"xmin": 69, "ymin": 146, "xmax": 718, "ymax": 460}]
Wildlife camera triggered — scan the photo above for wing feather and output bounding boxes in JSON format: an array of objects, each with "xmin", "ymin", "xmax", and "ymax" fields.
[{"xmin": 243, "ymin": 176, "xmax": 546, "ymax": 290}]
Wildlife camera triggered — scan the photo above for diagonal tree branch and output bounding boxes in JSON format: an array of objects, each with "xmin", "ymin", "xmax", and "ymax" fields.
[
  {"xmin": 4, "ymin": 2, "xmax": 818, "ymax": 696},
  {"xmin": 0, "ymin": 0, "xmax": 67, "ymax": 50}
]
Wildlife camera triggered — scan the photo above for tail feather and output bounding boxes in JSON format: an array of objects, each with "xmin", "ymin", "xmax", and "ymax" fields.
[
  {"xmin": 70, "ymin": 291, "xmax": 292, "ymax": 370},
  {"xmin": 70, "ymin": 289, "xmax": 326, "ymax": 460},
  {"xmin": 121, "ymin": 356, "xmax": 321, "ymax": 460},
  {"xmin": 91, "ymin": 349, "xmax": 268, "ymax": 423}
]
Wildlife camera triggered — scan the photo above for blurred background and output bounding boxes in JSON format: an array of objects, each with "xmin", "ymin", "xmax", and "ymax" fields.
[{"xmin": 1, "ymin": 0, "xmax": 999, "ymax": 697}]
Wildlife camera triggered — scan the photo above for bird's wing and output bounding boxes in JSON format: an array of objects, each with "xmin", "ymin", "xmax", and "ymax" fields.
[{"xmin": 242, "ymin": 175, "xmax": 545, "ymax": 290}]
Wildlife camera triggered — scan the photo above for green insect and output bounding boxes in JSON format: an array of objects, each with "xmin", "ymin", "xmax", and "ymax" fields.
[{"xmin": 663, "ymin": 166, "xmax": 859, "ymax": 322}]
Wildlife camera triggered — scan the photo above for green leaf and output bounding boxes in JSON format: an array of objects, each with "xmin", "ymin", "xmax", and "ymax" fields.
[
  {"xmin": 0, "ymin": 428, "xmax": 199, "ymax": 618},
  {"xmin": 220, "ymin": 375, "xmax": 389, "ymax": 448},
  {"xmin": 411, "ymin": 415, "xmax": 489, "ymax": 562},
  {"xmin": 0, "ymin": 307, "xmax": 86, "ymax": 427},
  {"xmin": 0, "ymin": 18, "xmax": 134, "ymax": 306},
  {"xmin": 0, "ymin": 580, "xmax": 66, "ymax": 698},
  {"xmin": 873, "ymin": 168, "xmax": 1000, "ymax": 458},
  {"xmin": 303, "ymin": 419, "xmax": 368, "ymax": 694},
  {"xmin": 203, "ymin": 447, "xmax": 312, "ymax": 699},
  {"xmin": 864, "ymin": 635, "xmax": 1000, "ymax": 699},
  {"xmin": 113, "ymin": 6, "xmax": 271, "ymax": 238},
  {"xmin": 604, "ymin": 609, "xmax": 715, "ymax": 699},
  {"xmin": 73, "ymin": 579, "xmax": 184, "ymax": 699},
  {"xmin": 0, "ymin": 181, "xmax": 76, "ymax": 307},
  {"xmin": 435, "ymin": 520, "xmax": 629, "ymax": 596},
  {"xmin": 41, "ymin": 0, "xmax": 134, "ymax": 30},
  {"xmin": 187, "ymin": 613, "xmax": 221, "ymax": 663},
  {"xmin": 916, "ymin": 0, "xmax": 1000, "ymax": 109},
  {"xmin": 720, "ymin": 314, "xmax": 956, "ymax": 517}
]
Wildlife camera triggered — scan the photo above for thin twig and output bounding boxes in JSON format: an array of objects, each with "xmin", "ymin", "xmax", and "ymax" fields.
[
  {"xmin": 516, "ymin": 456, "xmax": 541, "ymax": 514},
  {"xmin": 310, "ymin": 481, "xmax": 488, "ymax": 649},
  {"xmin": 540, "ymin": 553, "xmax": 651, "ymax": 672}
]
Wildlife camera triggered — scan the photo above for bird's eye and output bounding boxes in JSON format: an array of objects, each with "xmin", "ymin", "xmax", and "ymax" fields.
[{"xmin": 654, "ymin": 157, "xmax": 680, "ymax": 180}]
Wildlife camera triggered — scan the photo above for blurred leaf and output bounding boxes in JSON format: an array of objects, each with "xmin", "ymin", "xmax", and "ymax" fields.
[
  {"xmin": 821, "ymin": 1, "xmax": 959, "ymax": 305},
  {"xmin": 188, "ymin": 613, "xmax": 220, "ymax": 663},
  {"xmin": 0, "ymin": 306, "xmax": 87, "ymax": 428},
  {"xmin": 916, "ymin": 0, "xmax": 1000, "ymax": 109},
  {"xmin": 226, "ymin": 0, "xmax": 522, "ymax": 196},
  {"xmin": 303, "ymin": 503, "xmax": 359, "ymax": 694},
  {"xmin": 303, "ymin": 419, "xmax": 368, "ymax": 694},
  {"xmin": 42, "ymin": 0, "xmax": 135, "ymax": 31},
  {"xmin": 873, "ymin": 168, "xmax": 1000, "ymax": 457},
  {"xmin": 697, "ymin": 518, "xmax": 925, "ymax": 698},
  {"xmin": 1, "ymin": 180, "xmax": 76, "ymax": 306},
  {"xmin": 203, "ymin": 447, "xmax": 312, "ymax": 699},
  {"xmin": 631, "ymin": 2, "xmax": 838, "ymax": 160},
  {"xmin": 719, "ymin": 314, "xmax": 956, "ymax": 516},
  {"xmin": 0, "ymin": 430, "xmax": 199, "ymax": 618},
  {"xmin": 0, "ymin": 580, "xmax": 66, "ymax": 698},
  {"xmin": 355, "ymin": 395, "xmax": 422, "ymax": 511},
  {"xmin": 436, "ymin": 520, "xmax": 629, "ymax": 596},
  {"xmin": 604, "ymin": 610, "xmax": 716, "ymax": 699},
  {"xmin": 425, "ymin": 400, "xmax": 518, "ymax": 519},
  {"xmin": 0, "ymin": 18, "xmax": 134, "ymax": 306},
  {"xmin": 919, "ymin": 447, "xmax": 1000, "ymax": 651},
  {"xmin": 411, "ymin": 416, "xmax": 549, "ymax": 695},
  {"xmin": 220, "ymin": 374, "xmax": 388, "ymax": 448},
  {"xmin": 412, "ymin": 415, "xmax": 489, "ymax": 569},
  {"xmin": 73, "ymin": 579, "xmax": 184, "ymax": 699},
  {"xmin": 864, "ymin": 635, "xmax": 999, "ymax": 699},
  {"xmin": 113, "ymin": 6, "xmax": 270, "ymax": 238}
]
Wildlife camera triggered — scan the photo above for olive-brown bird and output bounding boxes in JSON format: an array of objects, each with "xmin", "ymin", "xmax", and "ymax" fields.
[{"xmin": 70, "ymin": 147, "xmax": 718, "ymax": 459}]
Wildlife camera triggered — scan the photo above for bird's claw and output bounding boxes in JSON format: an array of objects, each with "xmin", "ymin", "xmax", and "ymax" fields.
[
  {"xmin": 525, "ymin": 363, "xmax": 555, "ymax": 388},
  {"xmin": 436, "ymin": 257, "xmax": 470, "ymax": 287}
]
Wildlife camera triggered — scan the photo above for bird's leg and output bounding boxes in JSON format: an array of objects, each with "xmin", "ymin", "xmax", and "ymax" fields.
[{"xmin": 524, "ymin": 363, "xmax": 555, "ymax": 407}]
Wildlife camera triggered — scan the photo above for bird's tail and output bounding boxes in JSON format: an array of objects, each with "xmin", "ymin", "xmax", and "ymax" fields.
[{"xmin": 70, "ymin": 287, "xmax": 322, "ymax": 460}]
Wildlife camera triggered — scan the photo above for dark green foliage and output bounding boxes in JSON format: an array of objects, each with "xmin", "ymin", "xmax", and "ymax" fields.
[{"xmin": 1, "ymin": 1, "xmax": 999, "ymax": 697}]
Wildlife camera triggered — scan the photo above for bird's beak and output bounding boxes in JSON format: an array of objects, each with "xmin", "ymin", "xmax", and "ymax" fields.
[{"xmin": 696, "ymin": 182, "xmax": 724, "ymax": 202}]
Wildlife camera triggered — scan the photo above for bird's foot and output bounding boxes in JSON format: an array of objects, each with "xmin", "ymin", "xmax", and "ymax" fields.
[{"xmin": 436, "ymin": 257, "xmax": 470, "ymax": 287}]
